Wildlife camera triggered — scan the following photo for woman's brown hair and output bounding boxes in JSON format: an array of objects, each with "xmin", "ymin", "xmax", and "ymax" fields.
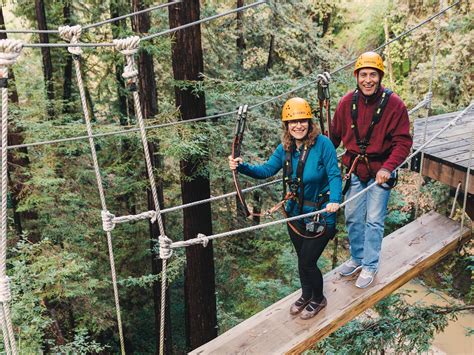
[{"xmin": 282, "ymin": 119, "xmax": 321, "ymax": 151}]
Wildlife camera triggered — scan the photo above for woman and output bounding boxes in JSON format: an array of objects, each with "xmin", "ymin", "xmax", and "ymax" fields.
[{"xmin": 228, "ymin": 97, "xmax": 342, "ymax": 320}]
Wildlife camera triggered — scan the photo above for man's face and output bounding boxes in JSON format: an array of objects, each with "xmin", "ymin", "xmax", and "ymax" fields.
[{"xmin": 356, "ymin": 68, "xmax": 381, "ymax": 96}]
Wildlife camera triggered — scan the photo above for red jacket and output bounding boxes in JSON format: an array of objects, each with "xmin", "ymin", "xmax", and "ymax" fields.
[{"xmin": 330, "ymin": 86, "xmax": 412, "ymax": 182}]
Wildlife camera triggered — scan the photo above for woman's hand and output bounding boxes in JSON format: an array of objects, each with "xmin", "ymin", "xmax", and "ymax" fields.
[
  {"xmin": 325, "ymin": 203, "xmax": 340, "ymax": 213},
  {"xmin": 228, "ymin": 155, "xmax": 243, "ymax": 170}
]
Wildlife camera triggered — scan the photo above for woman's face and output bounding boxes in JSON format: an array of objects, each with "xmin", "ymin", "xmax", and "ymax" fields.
[{"xmin": 287, "ymin": 119, "xmax": 309, "ymax": 141}]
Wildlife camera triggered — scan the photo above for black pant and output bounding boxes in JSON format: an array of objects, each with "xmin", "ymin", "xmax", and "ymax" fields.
[{"xmin": 288, "ymin": 224, "xmax": 336, "ymax": 301}]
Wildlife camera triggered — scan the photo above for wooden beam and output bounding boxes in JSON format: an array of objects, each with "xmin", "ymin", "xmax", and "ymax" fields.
[
  {"xmin": 422, "ymin": 155, "xmax": 474, "ymax": 193},
  {"xmin": 191, "ymin": 212, "xmax": 471, "ymax": 354}
]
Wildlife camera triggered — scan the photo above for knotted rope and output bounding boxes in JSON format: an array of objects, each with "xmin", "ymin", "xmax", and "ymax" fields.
[
  {"xmin": 60, "ymin": 27, "xmax": 125, "ymax": 355},
  {"xmin": 101, "ymin": 209, "xmax": 159, "ymax": 232},
  {"xmin": 0, "ymin": 39, "xmax": 22, "ymax": 355},
  {"xmin": 58, "ymin": 25, "xmax": 82, "ymax": 56},
  {"xmin": 159, "ymin": 236, "xmax": 173, "ymax": 259},
  {"xmin": 115, "ymin": 35, "xmax": 169, "ymax": 355}
]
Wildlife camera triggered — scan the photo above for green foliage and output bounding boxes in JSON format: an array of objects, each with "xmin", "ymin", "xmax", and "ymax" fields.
[{"xmin": 314, "ymin": 293, "xmax": 463, "ymax": 354}]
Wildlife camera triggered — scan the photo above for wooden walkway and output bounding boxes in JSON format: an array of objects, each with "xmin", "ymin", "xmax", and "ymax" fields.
[
  {"xmin": 413, "ymin": 108, "xmax": 474, "ymax": 194},
  {"xmin": 191, "ymin": 211, "xmax": 471, "ymax": 355}
]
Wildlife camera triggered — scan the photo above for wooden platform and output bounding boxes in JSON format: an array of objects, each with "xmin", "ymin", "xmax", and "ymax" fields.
[
  {"xmin": 413, "ymin": 108, "xmax": 474, "ymax": 193},
  {"xmin": 191, "ymin": 212, "xmax": 471, "ymax": 355}
]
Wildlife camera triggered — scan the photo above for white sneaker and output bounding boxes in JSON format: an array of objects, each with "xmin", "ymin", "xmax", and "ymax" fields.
[
  {"xmin": 355, "ymin": 269, "xmax": 377, "ymax": 288},
  {"xmin": 339, "ymin": 259, "xmax": 362, "ymax": 277}
]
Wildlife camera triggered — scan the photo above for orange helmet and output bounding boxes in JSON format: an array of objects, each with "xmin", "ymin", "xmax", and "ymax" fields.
[
  {"xmin": 281, "ymin": 97, "xmax": 312, "ymax": 121},
  {"xmin": 354, "ymin": 51, "xmax": 384, "ymax": 75}
]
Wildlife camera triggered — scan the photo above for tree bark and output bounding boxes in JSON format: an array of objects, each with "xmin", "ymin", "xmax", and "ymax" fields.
[
  {"xmin": 35, "ymin": 0, "xmax": 55, "ymax": 119},
  {"xmin": 236, "ymin": 0, "xmax": 246, "ymax": 67},
  {"xmin": 169, "ymin": 0, "xmax": 218, "ymax": 350},
  {"xmin": 62, "ymin": 1, "xmax": 73, "ymax": 113},
  {"xmin": 110, "ymin": 0, "xmax": 130, "ymax": 125},
  {"xmin": 131, "ymin": 1, "xmax": 171, "ymax": 353}
]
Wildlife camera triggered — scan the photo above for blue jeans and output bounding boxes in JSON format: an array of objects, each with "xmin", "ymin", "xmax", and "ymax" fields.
[{"xmin": 344, "ymin": 174, "xmax": 391, "ymax": 272}]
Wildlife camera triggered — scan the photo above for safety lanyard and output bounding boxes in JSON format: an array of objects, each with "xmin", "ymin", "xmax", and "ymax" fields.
[{"xmin": 317, "ymin": 72, "xmax": 331, "ymax": 136}]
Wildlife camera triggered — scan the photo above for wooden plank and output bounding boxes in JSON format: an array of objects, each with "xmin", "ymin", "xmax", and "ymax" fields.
[
  {"xmin": 413, "ymin": 125, "xmax": 474, "ymax": 143},
  {"xmin": 422, "ymin": 156, "xmax": 474, "ymax": 194},
  {"xmin": 418, "ymin": 140, "xmax": 471, "ymax": 155},
  {"xmin": 191, "ymin": 212, "xmax": 471, "ymax": 355}
]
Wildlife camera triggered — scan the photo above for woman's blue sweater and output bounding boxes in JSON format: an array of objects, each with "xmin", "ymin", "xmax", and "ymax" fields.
[{"xmin": 237, "ymin": 134, "xmax": 342, "ymax": 225}]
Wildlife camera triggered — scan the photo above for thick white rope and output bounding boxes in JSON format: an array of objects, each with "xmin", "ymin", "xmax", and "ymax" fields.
[
  {"xmin": 0, "ymin": 307, "xmax": 11, "ymax": 355},
  {"xmin": 160, "ymin": 103, "xmax": 474, "ymax": 253},
  {"xmin": 450, "ymin": 182, "xmax": 462, "ymax": 219},
  {"xmin": 114, "ymin": 36, "xmax": 169, "ymax": 355},
  {"xmin": 415, "ymin": 0, "xmax": 443, "ymax": 218},
  {"xmin": 0, "ymin": 38, "xmax": 22, "ymax": 355},
  {"xmin": 59, "ymin": 26, "xmax": 126, "ymax": 355}
]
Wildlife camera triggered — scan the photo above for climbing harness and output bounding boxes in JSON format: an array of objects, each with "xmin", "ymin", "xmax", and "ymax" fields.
[
  {"xmin": 342, "ymin": 88, "xmax": 397, "ymax": 194},
  {"xmin": 282, "ymin": 141, "xmax": 328, "ymax": 239},
  {"xmin": 317, "ymin": 72, "xmax": 331, "ymax": 137}
]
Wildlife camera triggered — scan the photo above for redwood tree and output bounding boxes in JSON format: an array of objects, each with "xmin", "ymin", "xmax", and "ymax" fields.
[
  {"xmin": 35, "ymin": 0, "xmax": 55, "ymax": 119},
  {"xmin": 168, "ymin": 0, "xmax": 217, "ymax": 350}
]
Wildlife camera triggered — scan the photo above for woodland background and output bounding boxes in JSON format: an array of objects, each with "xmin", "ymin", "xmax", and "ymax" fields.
[{"xmin": 0, "ymin": 0, "xmax": 472, "ymax": 353}]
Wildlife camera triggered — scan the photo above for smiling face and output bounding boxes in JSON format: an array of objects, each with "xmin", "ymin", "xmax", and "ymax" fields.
[
  {"xmin": 356, "ymin": 68, "xmax": 381, "ymax": 96},
  {"xmin": 287, "ymin": 119, "xmax": 309, "ymax": 141}
]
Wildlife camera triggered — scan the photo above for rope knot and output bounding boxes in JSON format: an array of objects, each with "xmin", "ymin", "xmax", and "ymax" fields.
[
  {"xmin": 197, "ymin": 233, "xmax": 210, "ymax": 248},
  {"xmin": 0, "ymin": 276, "xmax": 11, "ymax": 303},
  {"xmin": 159, "ymin": 235, "xmax": 173, "ymax": 259},
  {"xmin": 114, "ymin": 36, "xmax": 140, "ymax": 56},
  {"xmin": 149, "ymin": 211, "xmax": 159, "ymax": 224},
  {"xmin": 101, "ymin": 210, "xmax": 116, "ymax": 232},
  {"xmin": 58, "ymin": 25, "xmax": 83, "ymax": 56},
  {"xmin": 0, "ymin": 39, "xmax": 23, "ymax": 69}
]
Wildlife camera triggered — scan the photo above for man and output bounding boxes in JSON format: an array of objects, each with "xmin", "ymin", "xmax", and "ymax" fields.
[{"xmin": 330, "ymin": 51, "xmax": 412, "ymax": 288}]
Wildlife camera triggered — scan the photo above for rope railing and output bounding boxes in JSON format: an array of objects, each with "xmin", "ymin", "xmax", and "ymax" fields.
[
  {"xmin": 0, "ymin": 39, "xmax": 22, "ymax": 355},
  {"xmin": 0, "ymin": 1, "xmax": 182, "ymax": 34},
  {"xmin": 158, "ymin": 102, "xmax": 473, "ymax": 256},
  {"xmin": 113, "ymin": 36, "xmax": 170, "ymax": 355},
  {"xmin": 59, "ymin": 27, "xmax": 126, "ymax": 354}
]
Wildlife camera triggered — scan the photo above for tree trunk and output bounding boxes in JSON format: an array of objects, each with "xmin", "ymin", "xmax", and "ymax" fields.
[
  {"xmin": 131, "ymin": 1, "xmax": 171, "ymax": 353},
  {"xmin": 169, "ymin": 0, "xmax": 218, "ymax": 350},
  {"xmin": 236, "ymin": 0, "xmax": 246, "ymax": 67},
  {"xmin": 35, "ymin": 0, "xmax": 55, "ymax": 119},
  {"xmin": 110, "ymin": 0, "xmax": 130, "ymax": 125},
  {"xmin": 62, "ymin": 1, "xmax": 73, "ymax": 113},
  {"xmin": 266, "ymin": 34, "xmax": 275, "ymax": 73}
]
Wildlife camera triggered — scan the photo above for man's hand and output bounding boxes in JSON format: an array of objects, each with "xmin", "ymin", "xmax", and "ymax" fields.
[
  {"xmin": 326, "ymin": 203, "xmax": 340, "ymax": 213},
  {"xmin": 375, "ymin": 168, "xmax": 391, "ymax": 185}
]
